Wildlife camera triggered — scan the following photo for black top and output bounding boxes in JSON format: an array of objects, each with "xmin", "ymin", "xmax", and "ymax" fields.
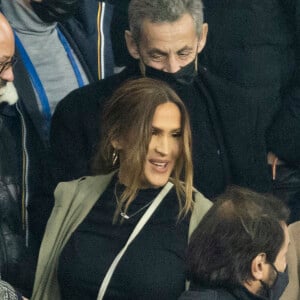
[
  {"xmin": 58, "ymin": 175, "xmax": 190, "ymax": 299},
  {"xmin": 199, "ymin": 0, "xmax": 300, "ymax": 188},
  {"xmin": 167, "ymin": 75, "xmax": 229, "ymax": 198}
]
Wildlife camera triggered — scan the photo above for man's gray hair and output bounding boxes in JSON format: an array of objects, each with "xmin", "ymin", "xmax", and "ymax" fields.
[{"xmin": 128, "ymin": 0, "xmax": 204, "ymax": 43}]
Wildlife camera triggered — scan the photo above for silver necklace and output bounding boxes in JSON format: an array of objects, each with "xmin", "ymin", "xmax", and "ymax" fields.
[
  {"xmin": 114, "ymin": 182, "xmax": 155, "ymax": 220},
  {"xmin": 120, "ymin": 199, "xmax": 155, "ymax": 219}
]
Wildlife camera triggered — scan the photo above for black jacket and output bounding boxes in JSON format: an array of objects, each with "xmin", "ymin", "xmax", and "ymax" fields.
[
  {"xmin": 199, "ymin": 0, "xmax": 300, "ymax": 192},
  {"xmin": 61, "ymin": 0, "xmax": 131, "ymax": 81},
  {"xmin": 0, "ymin": 100, "xmax": 52, "ymax": 297},
  {"xmin": 50, "ymin": 63, "xmax": 230, "ymax": 198}
]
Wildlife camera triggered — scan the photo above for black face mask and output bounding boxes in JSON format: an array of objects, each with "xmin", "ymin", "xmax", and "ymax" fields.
[
  {"xmin": 142, "ymin": 59, "xmax": 197, "ymax": 86},
  {"xmin": 30, "ymin": 0, "xmax": 79, "ymax": 23},
  {"xmin": 260, "ymin": 264, "xmax": 289, "ymax": 300}
]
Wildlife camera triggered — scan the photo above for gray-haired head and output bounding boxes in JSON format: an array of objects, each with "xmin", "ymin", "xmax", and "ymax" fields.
[{"xmin": 128, "ymin": 0, "xmax": 204, "ymax": 44}]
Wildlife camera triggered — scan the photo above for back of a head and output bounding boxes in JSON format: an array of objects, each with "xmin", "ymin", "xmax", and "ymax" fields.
[
  {"xmin": 128, "ymin": 0, "xmax": 204, "ymax": 43},
  {"xmin": 187, "ymin": 186, "xmax": 289, "ymax": 289}
]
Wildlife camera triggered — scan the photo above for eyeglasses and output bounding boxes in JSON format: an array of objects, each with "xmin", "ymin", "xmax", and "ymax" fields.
[{"xmin": 0, "ymin": 56, "xmax": 18, "ymax": 75}]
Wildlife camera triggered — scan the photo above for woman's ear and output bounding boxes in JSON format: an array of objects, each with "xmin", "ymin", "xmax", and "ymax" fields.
[{"xmin": 111, "ymin": 139, "xmax": 123, "ymax": 150}]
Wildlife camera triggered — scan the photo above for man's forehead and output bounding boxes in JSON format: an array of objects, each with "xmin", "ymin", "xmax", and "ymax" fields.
[
  {"xmin": 0, "ymin": 41, "xmax": 15, "ymax": 61},
  {"xmin": 0, "ymin": 24, "xmax": 15, "ymax": 59},
  {"xmin": 138, "ymin": 15, "xmax": 198, "ymax": 50},
  {"xmin": 140, "ymin": 14, "xmax": 198, "ymax": 39},
  {"xmin": 0, "ymin": 44, "xmax": 14, "ymax": 60}
]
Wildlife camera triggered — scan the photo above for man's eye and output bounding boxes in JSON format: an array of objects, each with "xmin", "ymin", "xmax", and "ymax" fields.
[
  {"xmin": 150, "ymin": 54, "xmax": 164, "ymax": 61},
  {"xmin": 178, "ymin": 52, "xmax": 191, "ymax": 59}
]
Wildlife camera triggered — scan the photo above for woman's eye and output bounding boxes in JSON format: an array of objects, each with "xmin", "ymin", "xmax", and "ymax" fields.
[
  {"xmin": 152, "ymin": 129, "xmax": 159, "ymax": 135},
  {"xmin": 172, "ymin": 131, "xmax": 182, "ymax": 138}
]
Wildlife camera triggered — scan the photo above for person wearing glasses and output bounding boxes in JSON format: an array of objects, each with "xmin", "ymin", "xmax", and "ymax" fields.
[
  {"xmin": 0, "ymin": 55, "xmax": 17, "ymax": 98},
  {"xmin": 0, "ymin": 11, "xmax": 52, "ymax": 299},
  {"xmin": 0, "ymin": 0, "xmax": 92, "ymax": 144}
]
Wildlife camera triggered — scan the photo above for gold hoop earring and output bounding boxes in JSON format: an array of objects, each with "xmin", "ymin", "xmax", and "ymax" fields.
[{"xmin": 112, "ymin": 150, "xmax": 119, "ymax": 166}]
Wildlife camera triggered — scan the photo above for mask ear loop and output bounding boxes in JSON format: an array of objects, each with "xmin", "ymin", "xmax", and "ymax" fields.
[
  {"xmin": 139, "ymin": 59, "xmax": 146, "ymax": 77},
  {"xmin": 195, "ymin": 36, "xmax": 201, "ymax": 73},
  {"xmin": 259, "ymin": 262, "xmax": 279, "ymax": 290},
  {"xmin": 136, "ymin": 44, "xmax": 146, "ymax": 76}
]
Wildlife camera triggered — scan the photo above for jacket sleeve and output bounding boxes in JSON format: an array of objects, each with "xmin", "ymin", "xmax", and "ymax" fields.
[
  {"xmin": 31, "ymin": 175, "xmax": 111, "ymax": 300},
  {"xmin": 31, "ymin": 179, "xmax": 81, "ymax": 300},
  {"xmin": 266, "ymin": 0, "xmax": 300, "ymax": 165}
]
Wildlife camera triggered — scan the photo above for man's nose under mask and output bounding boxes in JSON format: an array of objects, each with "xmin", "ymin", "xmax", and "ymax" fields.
[{"xmin": 142, "ymin": 59, "xmax": 197, "ymax": 86}]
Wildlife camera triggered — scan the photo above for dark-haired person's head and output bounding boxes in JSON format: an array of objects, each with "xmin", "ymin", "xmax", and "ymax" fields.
[
  {"xmin": 93, "ymin": 77, "xmax": 193, "ymax": 221},
  {"xmin": 187, "ymin": 186, "xmax": 290, "ymax": 299},
  {"xmin": 125, "ymin": 0, "xmax": 208, "ymax": 77}
]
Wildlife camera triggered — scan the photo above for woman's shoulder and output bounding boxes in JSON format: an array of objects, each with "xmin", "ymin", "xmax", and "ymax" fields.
[
  {"xmin": 54, "ymin": 173, "xmax": 116, "ymax": 206},
  {"xmin": 188, "ymin": 189, "xmax": 212, "ymax": 239},
  {"xmin": 193, "ymin": 189, "xmax": 213, "ymax": 212}
]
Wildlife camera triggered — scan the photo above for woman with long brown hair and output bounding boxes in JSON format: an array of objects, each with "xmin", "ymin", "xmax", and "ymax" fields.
[{"xmin": 32, "ymin": 77, "xmax": 212, "ymax": 300}]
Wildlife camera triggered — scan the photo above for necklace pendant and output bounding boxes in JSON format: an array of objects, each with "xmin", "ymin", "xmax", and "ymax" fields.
[{"xmin": 120, "ymin": 212, "xmax": 130, "ymax": 219}]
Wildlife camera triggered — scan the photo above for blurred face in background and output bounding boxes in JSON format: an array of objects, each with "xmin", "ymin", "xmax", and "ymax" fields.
[{"xmin": 29, "ymin": 0, "xmax": 79, "ymax": 23}]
